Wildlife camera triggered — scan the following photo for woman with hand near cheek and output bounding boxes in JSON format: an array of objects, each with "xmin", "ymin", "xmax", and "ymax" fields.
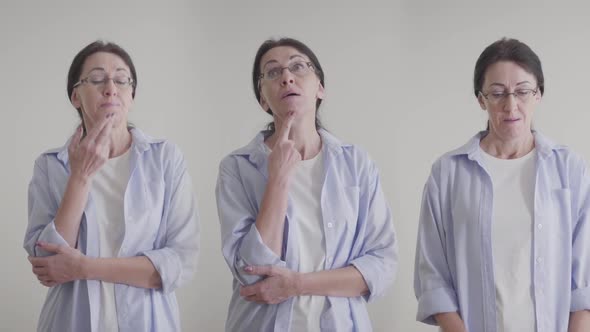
[
  {"xmin": 24, "ymin": 41, "xmax": 199, "ymax": 332},
  {"xmin": 216, "ymin": 37, "xmax": 398, "ymax": 332}
]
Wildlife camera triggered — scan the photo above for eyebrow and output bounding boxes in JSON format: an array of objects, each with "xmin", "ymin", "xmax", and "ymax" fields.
[
  {"xmin": 86, "ymin": 67, "xmax": 130, "ymax": 75},
  {"xmin": 262, "ymin": 54, "xmax": 307, "ymax": 70},
  {"xmin": 488, "ymin": 80, "xmax": 534, "ymax": 89}
]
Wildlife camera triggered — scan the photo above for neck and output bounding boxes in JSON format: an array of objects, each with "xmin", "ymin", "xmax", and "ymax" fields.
[
  {"xmin": 289, "ymin": 124, "xmax": 322, "ymax": 160},
  {"xmin": 108, "ymin": 126, "xmax": 132, "ymax": 158},
  {"xmin": 480, "ymin": 130, "xmax": 535, "ymax": 159},
  {"xmin": 267, "ymin": 118, "xmax": 322, "ymax": 160}
]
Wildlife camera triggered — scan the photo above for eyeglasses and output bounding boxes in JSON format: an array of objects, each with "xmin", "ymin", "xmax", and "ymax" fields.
[
  {"xmin": 259, "ymin": 61, "xmax": 315, "ymax": 81},
  {"xmin": 480, "ymin": 88, "xmax": 538, "ymax": 105},
  {"xmin": 73, "ymin": 73, "xmax": 135, "ymax": 90}
]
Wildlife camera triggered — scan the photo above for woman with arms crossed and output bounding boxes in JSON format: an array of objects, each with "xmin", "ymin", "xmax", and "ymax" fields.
[
  {"xmin": 216, "ymin": 37, "xmax": 397, "ymax": 331},
  {"xmin": 25, "ymin": 41, "xmax": 199, "ymax": 332}
]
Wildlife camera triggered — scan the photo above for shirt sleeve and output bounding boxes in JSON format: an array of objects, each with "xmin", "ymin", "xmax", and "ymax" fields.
[
  {"xmin": 348, "ymin": 159, "xmax": 398, "ymax": 303},
  {"xmin": 24, "ymin": 157, "xmax": 70, "ymax": 257},
  {"xmin": 414, "ymin": 171, "xmax": 459, "ymax": 325},
  {"xmin": 215, "ymin": 157, "xmax": 286, "ymax": 286},
  {"xmin": 140, "ymin": 144, "xmax": 200, "ymax": 294},
  {"xmin": 571, "ymin": 158, "xmax": 590, "ymax": 311}
]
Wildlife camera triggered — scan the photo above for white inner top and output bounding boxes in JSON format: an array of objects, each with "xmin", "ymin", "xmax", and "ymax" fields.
[
  {"xmin": 482, "ymin": 148, "xmax": 536, "ymax": 332},
  {"xmin": 90, "ymin": 149, "xmax": 131, "ymax": 332},
  {"xmin": 289, "ymin": 150, "xmax": 327, "ymax": 332}
]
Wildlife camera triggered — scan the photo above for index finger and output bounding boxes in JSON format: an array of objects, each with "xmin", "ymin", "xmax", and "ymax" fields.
[
  {"xmin": 85, "ymin": 113, "xmax": 113, "ymax": 142},
  {"xmin": 243, "ymin": 265, "xmax": 272, "ymax": 276},
  {"xmin": 36, "ymin": 241, "xmax": 62, "ymax": 254},
  {"xmin": 276, "ymin": 112, "xmax": 295, "ymax": 142},
  {"xmin": 94, "ymin": 115, "xmax": 115, "ymax": 147}
]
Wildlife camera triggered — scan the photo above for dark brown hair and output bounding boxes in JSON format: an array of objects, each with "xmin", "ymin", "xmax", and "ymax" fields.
[
  {"xmin": 67, "ymin": 40, "xmax": 137, "ymax": 131},
  {"xmin": 474, "ymin": 37, "xmax": 544, "ymax": 97},
  {"xmin": 252, "ymin": 37, "xmax": 325, "ymax": 135}
]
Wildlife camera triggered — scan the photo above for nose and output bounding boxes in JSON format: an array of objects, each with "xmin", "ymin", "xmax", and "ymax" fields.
[
  {"xmin": 103, "ymin": 78, "xmax": 118, "ymax": 96},
  {"xmin": 280, "ymin": 68, "xmax": 295, "ymax": 86},
  {"xmin": 503, "ymin": 93, "xmax": 518, "ymax": 112}
]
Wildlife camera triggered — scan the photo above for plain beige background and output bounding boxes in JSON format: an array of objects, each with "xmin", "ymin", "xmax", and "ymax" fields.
[{"xmin": 2, "ymin": 1, "xmax": 590, "ymax": 331}]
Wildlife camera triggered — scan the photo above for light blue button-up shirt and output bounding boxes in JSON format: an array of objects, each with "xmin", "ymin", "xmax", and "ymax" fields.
[
  {"xmin": 216, "ymin": 130, "xmax": 398, "ymax": 332},
  {"xmin": 24, "ymin": 128, "xmax": 199, "ymax": 332},
  {"xmin": 414, "ymin": 131, "xmax": 590, "ymax": 332}
]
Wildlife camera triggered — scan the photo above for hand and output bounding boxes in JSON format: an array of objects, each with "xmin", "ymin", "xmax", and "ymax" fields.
[
  {"xmin": 68, "ymin": 113, "xmax": 115, "ymax": 182},
  {"xmin": 268, "ymin": 112, "xmax": 301, "ymax": 183},
  {"xmin": 239, "ymin": 265, "xmax": 301, "ymax": 304},
  {"xmin": 28, "ymin": 242, "xmax": 87, "ymax": 287}
]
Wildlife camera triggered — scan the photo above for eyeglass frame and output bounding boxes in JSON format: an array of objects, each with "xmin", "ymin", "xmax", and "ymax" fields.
[
  {"xmin": 258, "ymin": 61, "xmax": 315, "ymax": 81},
  {"xmin": 479, "ymin": 87, "xmax": 539, "ymax": 104},
  {"xmin": 72, "ymin": 74, "xmax": 135, "ymax": 89}
]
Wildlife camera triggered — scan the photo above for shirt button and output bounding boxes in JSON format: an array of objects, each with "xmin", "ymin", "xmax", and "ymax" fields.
[
  {"xmin": 537, "ymin": 224, "xmax": 543, "ymax": 229},
  {"xmin": 327, "ymin": 257, "xmax": 333, "ymax": 263},
  {"xmin": 536, "ymin": 257, "xmax": 542, "ymax": 264},
  {"xmin": 327, "ymin": 222, "xmax": 333, "ymax": 228}
]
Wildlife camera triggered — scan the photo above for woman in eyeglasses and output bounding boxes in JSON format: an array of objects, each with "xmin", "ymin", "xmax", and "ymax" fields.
[
  {"xmin": 414, "ymin": 38, "xmax": 590, "ymax": 332},
  {"xmin": 24, "ymin": 40, "xmax": 199, "ymax": 332},
  {"xmin": 215, "ymin": 37, "xmax": 398, "ymax": 332}
]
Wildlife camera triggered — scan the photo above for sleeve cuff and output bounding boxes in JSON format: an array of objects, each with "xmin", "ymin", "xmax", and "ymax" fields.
[
  {"xmin": 350, "ymin": 255, "xmax": 395, "ymax": 303},
  {"xmin": 142, "ymin": 247, "xmax": 181, "ymax": 293},
  {"xmin": 34, "ymin": 221, "xmax": 69, "ymax": 256},
  {"xmin": 235, "ymin": 226, "xmax": 286, "ymax": 285},
  {"xmin": 416, "ymin": 287, "xmax": 459, "ymax": 325},
  {"xmin": 571, "ymin": 286, "xmax": 590, "ymax": 311}
]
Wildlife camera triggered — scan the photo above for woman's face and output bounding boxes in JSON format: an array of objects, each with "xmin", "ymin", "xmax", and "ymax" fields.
[
  {"xmin": 71, "ymin": 52, "xmax": 134, "ymax": 131},
  {"xmin": 258, "ymin": 46, "xmax": 324, "ymax": 123},
  {"xmin": 478, "ymin": 60, "xmax": 541, "ymax": 141}
]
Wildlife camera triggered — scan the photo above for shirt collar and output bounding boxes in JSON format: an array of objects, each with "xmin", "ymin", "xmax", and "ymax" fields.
[
  {"xmin": 449, "ymin": 130, "xmax": 565, "ymax": 162},
  {"xmin": 52, "ymin": 127, "xmax": 164, "ymax": 166},
  {"xmin": 230, "ymin": 128, "xmax": 352, "ymax": 168}
]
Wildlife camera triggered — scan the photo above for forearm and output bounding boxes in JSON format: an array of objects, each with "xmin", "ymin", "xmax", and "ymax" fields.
[
  {"xmin": 83, "ymin": 255, "xmax": 162, "ymax": 289},
  {"xmin": 54, "ymin": 175, "xmax": 90, "ymax": 247},
  {"xmin": 298, "ymin": 265, "xmax": 368, "ymax": 297},
  {"xmin": 435, "ymin": 312, "xmax": 467, "ymax": 332},
  {"xmin": 255, "ymin": 177, "xmax": 289, "ymax": 256},
  {"xmin": 569, "ymin": 310, "xmax": 590, "ymax": 332}
]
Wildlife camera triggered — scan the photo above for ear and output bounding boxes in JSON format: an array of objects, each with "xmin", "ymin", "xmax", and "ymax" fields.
[
  {"xmin": 477, "ymin": 92, "xmax": 486, "ymax": 111},
  {"xmin": 71, "ymin": 90, "xmax": 81, "ymax": 109},
  {"xmin": 316, "ymin": 82, "xmax": 325, "ymax": 100}
]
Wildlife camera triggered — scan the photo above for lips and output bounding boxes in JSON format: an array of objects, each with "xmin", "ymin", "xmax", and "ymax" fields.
[
  {"xmin": 100, "ymin": 102, "xmax": 120, "ymax": 108},
  {"xmin": 281, "ymin": 91, "xmax": 300, "ymax": 99}
]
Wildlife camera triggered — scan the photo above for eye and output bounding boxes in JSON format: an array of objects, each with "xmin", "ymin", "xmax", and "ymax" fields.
[
  {"xmin": 88, "ymin": 75, "xmax": 107, "ymax": 85},
  {"xmin": 266, "ymin": 67, "xmax": 281, "ymax": 79},
  {"xmin": 113, "ymin": 76, "xmax": 130, "ymax": 85},
  {"xmin": 290, "ymin": 62, "xmax": 306, "ymax": 72},
  {"xmin": 490, "ymin": 92, "xmax": 505, "ymax": 98},
  {"xmin": 515, "ymin": 89, "xmax": 531, "ymax": 97}
]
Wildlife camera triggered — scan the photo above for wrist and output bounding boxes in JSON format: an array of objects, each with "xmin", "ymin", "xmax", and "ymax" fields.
[
  {"xmin": 68, "ymin": 172, "xmax": 92, "ymax": 188},
  {"xmin": 267, "ymin": 175, "xmax": 290, "ymax": 190},
  {"xmin": 296, "ymin": 272, "xmax": 307, "ymax": 296},
  {"xmin": 80, "ymin": 255, "xmax": 94, "ymax": 280}
]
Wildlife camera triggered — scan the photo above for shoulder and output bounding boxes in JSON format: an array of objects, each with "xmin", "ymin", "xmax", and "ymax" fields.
[
  {"xmin": 534, "ymin": 131, "xmax": 587, "ymax": 173},
  {"xmin": 218, "ymin": 133, "xmax": 266, "ymax": 174},
  {"xmin": 33, "ymin": 145, "xmax": 67, "ymax": 173}
]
